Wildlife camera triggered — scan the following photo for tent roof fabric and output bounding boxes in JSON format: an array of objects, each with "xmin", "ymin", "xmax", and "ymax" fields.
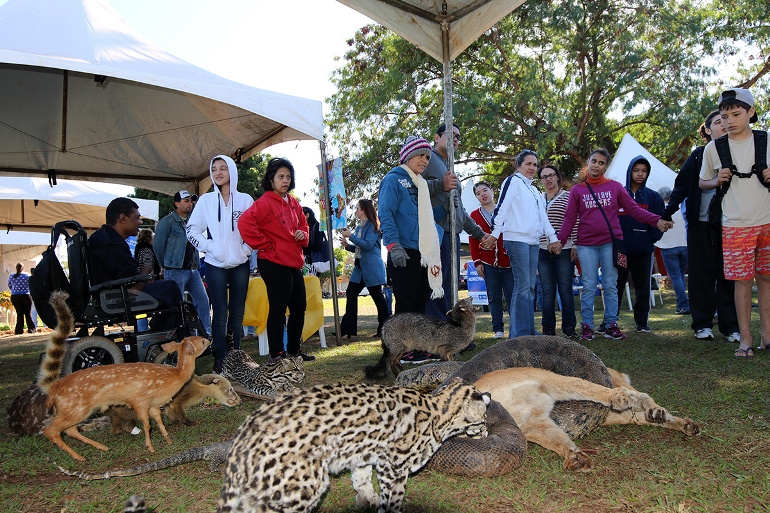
[
  {"xmin": 0, "ymin": 176, "xmax": 159, "ymax": 233},
  {"xmin": 605, "ymin": 134, "xmax": 677, "ymax": 193},
  {"xmin": 337, "ymin": 0, "xmax": 527, "ymax": 61},
  {"xmin": 0, "ymin": 0, "xmax": 324, "ymax": 196}
]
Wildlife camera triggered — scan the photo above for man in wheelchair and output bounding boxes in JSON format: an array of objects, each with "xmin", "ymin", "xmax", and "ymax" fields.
[{"xmin": 89, "ymin": 198, "xmax": 184, "ymax": 334}]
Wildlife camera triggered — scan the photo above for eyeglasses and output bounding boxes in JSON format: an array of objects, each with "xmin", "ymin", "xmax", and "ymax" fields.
[
  {"xmin": 540, "ymin": 173, "xmax": 558, "ymax": 181},
  {"xmin": 440, "ymin": 132, "xmax": 462, "ymax": 143}
]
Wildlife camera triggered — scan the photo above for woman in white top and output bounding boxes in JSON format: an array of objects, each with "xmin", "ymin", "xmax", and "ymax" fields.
[
  {"xmin": 485, "ymin": 150, "xmax": 562, "ymax": 338},
  {"xmin": 187, "ymin": 155, "xmax": 254, "ymax": 373}
]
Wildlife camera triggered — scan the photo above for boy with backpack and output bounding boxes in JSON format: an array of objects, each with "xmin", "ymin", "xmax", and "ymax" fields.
[{"xmin": 699, "ymin": 88, "xmax": 770, "ymax": 357}]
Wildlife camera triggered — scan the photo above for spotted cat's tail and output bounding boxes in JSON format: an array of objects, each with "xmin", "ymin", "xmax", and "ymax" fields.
[
  {"xmin": 36, "ymin": 291, "xmax": 74, "ymax": 393},
  {"xmin": 364, "ymin": 343, "xmax": 389, "ymax": 380}
]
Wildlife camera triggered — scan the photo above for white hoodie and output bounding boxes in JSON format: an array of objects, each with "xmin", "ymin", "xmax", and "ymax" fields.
[
  {"xmin": 186, "ymin": 155, "xmax": 254, "ymax": 269},
  {"xmin": 490, "ymin": 173, "xmax": 558, "ymax": 245}
]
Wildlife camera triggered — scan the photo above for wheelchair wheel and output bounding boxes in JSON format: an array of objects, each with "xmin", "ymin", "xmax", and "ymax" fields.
[
  {"xmin": 63, "ymin": 336, "xmax": 124, "ymax": 375},
  {"xmin": 146, "ymin": 344, "xmax": 178, "ymax": 366}
]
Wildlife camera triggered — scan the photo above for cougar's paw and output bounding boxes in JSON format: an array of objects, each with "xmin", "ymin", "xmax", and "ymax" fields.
[
  {"xmin": 563, "ymin": 449, "xmax": 596, "ymax": 472},
  {"xmin": 610, "ymin": 389, "xmax": 633, "ymax": 411},
  {"xmin": 645, "ymin": 407, "xmax": 668, "ymax": 424},
  {"xmin": 681, "ymin": 417, "xmax": 701, "ymax": 436}
]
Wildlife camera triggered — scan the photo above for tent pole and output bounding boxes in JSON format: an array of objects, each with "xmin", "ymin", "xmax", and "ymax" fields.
[
  {"xmin": 442, "ymin": 21, "xmax": 459, "ymax": 306},
  {"xmin": 61, "ymin": 70, "xmax": 68, "ymax": 153},
  {"xmin": 319, "ymin": 140, "xmax": 341, "ymax": 346}
]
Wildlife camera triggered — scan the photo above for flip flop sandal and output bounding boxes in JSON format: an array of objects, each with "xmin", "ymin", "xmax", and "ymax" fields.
[{"xmin": 734, "ymin": 348, "xmax": 755, "ymax": 358}]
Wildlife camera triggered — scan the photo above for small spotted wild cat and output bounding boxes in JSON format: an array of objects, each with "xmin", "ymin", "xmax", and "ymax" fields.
[
  {"xmin": 217, "ymin": 378, "xmax": 490, "ymax": 513},
  {"xmin": 220, "ymin": 350, "xmax": 304, "ymax": 396}
]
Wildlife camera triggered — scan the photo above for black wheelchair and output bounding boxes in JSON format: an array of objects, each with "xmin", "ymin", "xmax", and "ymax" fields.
[{"xmin": 30, "ymin": 220, "xmax": 207, "ymax": 375}]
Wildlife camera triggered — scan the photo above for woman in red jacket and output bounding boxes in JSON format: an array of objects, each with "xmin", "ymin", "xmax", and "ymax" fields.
[{"xmin": 238, "ymin": 157, "xmax": 313, "ymax": 362}]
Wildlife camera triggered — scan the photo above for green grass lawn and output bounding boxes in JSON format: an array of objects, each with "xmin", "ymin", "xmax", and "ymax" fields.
[{"xmin": 1, "ymin": 288, "xmax": 769, "ymax": 512}]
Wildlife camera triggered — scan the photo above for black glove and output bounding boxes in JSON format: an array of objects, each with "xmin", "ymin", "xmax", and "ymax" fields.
[{"xmin": 389, "ymin": 243, "xmax": 409, "ymax": 268}]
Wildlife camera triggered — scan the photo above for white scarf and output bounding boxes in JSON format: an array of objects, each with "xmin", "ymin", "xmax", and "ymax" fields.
[{"xmin": 401, "ymin": 164, "xmax": 443, "ymax": 299}]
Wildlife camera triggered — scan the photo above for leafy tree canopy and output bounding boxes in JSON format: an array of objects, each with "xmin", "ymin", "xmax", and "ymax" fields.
[{"xmin": 326, "ymin": 0, "xmax": 769, "ymax": 195}]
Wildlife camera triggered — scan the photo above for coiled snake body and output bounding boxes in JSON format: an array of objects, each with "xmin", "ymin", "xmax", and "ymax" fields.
[{"xmin": 398, "ymin": 336, "xmax": 613, "ymax": 476}]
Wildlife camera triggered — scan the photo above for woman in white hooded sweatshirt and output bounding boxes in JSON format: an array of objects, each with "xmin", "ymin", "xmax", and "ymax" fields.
[
  {"xmin": 485, "ymin": 150, "xmax": 563, "ymax": 338},
  {"xmin": 187, "ymin": 155, "xmax": 254, "ymax": 373}
]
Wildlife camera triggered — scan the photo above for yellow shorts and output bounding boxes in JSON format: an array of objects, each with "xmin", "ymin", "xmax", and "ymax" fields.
[{"xmin": 722, "ymin": 223, "xmax": 770, "ymax": 280}]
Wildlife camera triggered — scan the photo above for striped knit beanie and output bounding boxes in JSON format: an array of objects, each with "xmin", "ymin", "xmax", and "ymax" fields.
[{"xmin": 399, "ymin": 136, "xmax": 432, "ymax": 164}]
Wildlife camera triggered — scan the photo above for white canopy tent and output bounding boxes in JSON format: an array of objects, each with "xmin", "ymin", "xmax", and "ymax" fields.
[
  {"xmin": 0, "ymin": 231, "xmax": 50, "ymax": 263},
  {"xmin": 336, "ymin": 0, "xmax": 528, "ymax": 303},
  {"xmin": 0, "ymin": 176, "xmax": 159, "ymax": 233},
  {"xmin": 606, "ymin": 134, "xmax": 677, "ymax": 192},
  {"xmin": 0, "ymin": 0, "xmax": 324, "ymax": 196}
]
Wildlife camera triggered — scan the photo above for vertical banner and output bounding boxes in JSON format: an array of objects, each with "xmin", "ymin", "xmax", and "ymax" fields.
[
  {"xmin": 466, "ymin": 261, "xmax": 488, "ymax": 306},
  {"xmin": 317, "ymin": 158, "xmax": 347, "ymax": 231}
]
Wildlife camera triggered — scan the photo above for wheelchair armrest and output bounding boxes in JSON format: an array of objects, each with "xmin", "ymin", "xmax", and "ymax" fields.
[{"xmin": 89, "ymin": 274, "xmax": 154, "ymax": 295}]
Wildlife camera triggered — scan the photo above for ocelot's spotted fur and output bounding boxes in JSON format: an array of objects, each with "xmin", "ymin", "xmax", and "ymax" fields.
[
  {"xmin": 220, "ymin": 350, "xmax": 304, "ymax": 396},
  {"xmin": 217, "ymin": 378, "xmax": 491, "ymax": 513}
]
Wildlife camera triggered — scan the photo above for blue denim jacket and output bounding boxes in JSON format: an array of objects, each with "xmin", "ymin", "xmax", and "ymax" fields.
[{"xmin": 154, "ymin": 211, "xmax": 199, "ymax": 269}]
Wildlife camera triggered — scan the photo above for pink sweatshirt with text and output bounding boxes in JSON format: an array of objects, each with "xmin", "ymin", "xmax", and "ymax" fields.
[{"xmin": 557, "ymin": 180, "xmax": 660, "ymax": 247}]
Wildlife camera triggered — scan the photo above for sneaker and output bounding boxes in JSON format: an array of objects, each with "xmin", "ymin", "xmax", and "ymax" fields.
[
  {"xmin": 400, "ymin": 351, "xmax": 428, "ymax": 364},
  {"xmin": 542, "ymin": 326, "xmax": 557, "ymax": 336},
  {"xmin": 604, "ymin": 322, "xmax": 627, "ymax": 340},
  {"xmin": 267, "ymin": 351, "xmax": 286, "ymax": 364},
  {"xmin": 580, "ymin": 324, "xmax": 594, "ymax": 341},
  {"xmin": 636, "ymin": 325, "xmax": 652, "ymax": 333},
  {"xmin": 298, "ymin": 351, "xmax": 316, "ymax": 362},
  {"xmin": 695, "ymin": 328, "xmax": 715, "ymax": 340},
  {"xmin": 675, "ymin": 308, "xmax": 691, "ymax": 315},
  {"xmin": 726, "ymin": 332, "xmax": 741, "ymax": 343},
  {"xmin": 494, "ymin": 331, "xmax": 505, "ymax": 339},
  {"xmin": 596, "ymin": 322, "xmax": 607, "ymax": 334},
  {"xmin": 564, "ymin": 327, "xmax": 577, "ymax": 339},
  {"xmin": 400, "ymin": 350, "xmax": 440, "ymax": 364}
]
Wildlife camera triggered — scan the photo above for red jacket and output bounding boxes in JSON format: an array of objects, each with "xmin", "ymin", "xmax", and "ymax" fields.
[
  {"xmin": 469, "ymin": 207, "xmax": 510, "ymax": 269},
  {"xmin": 238, "ymin": 191, "xmax": 309, "ymax": 269}
]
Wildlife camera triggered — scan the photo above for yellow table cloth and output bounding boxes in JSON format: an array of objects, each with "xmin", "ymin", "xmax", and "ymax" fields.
[{"xmin": 242, "ymin": 275, "xmax": 324, "ymax": 341}]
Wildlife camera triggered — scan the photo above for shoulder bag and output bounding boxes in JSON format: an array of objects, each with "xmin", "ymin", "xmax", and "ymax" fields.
[{"xmin": 585, "ymin": 183, "xmax": 627, "ymax": 269}]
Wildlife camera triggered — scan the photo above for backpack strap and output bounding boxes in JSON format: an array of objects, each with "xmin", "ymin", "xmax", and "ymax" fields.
[{"xmin": 753, "ymin": 130, "xmax": 770, "ymax": 190}]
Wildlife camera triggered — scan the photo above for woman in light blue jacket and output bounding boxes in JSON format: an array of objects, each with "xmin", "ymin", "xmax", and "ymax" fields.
[{"xmin": 338, "ymin": 199, "xmax": 389, "ymax": 338}]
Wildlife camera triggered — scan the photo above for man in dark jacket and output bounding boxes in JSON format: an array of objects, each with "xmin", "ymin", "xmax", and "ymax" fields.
[
  {"xmin": 616, "ymin": 156, "xmax": 664, "ymax": 333},
  {"xmin": 660, "ymin": 112, "xmax": 740, "ymax": 342},
  {"xmin": 154, "ymin": 190, "xmax": 210, "ymax": 337},
  {"xmin": 89, "ymin": 197, "xmax": 183, "ymax": 332},
  {"xmin": 422, "ymin": 122, "xmax": 491, "ymax": 319}
]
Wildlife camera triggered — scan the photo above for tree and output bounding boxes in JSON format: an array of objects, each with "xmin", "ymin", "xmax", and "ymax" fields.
[
  {"xmin": 326, "ymin": 0, "xmax": 767, "ymax": 196},
  {"xmin": 132, "ymin": 153, "xmax": 271, "ymax": 218}
]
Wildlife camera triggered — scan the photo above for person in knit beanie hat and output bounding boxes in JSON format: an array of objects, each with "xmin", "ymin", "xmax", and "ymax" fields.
[
  {"xmin": 399, "ymin": 136, "xmax": 432, "ymax": 164},
  {"xmin": 378, "ymin": 135, "xmax": 444, "ymax": 316}
]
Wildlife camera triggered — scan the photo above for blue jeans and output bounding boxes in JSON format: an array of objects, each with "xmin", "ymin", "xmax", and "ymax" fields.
[
  {"xmin": 164, "ymin": 268, "xmax": 211, "ymax": 336},
  {"xmin": 576, "ymin": 244, "xmax": 618, "ymax": 329},
  {"xmin": 538, "ymin": 249, "xmax": 576, "ymax": 333},
  {"xmin": 503, "ymin": 241, "xmax": 539, "ymax": 338},
  {"xmin": 660, "ymin": 246, "xmax": 689, "ymax": 312},
  {"xmin": 481, "ymin": 264, "xmax": 514, "ymax": 334},
  {"xmin": 205, "ymin": 262, "xmax": 250, "ymax": 360}
]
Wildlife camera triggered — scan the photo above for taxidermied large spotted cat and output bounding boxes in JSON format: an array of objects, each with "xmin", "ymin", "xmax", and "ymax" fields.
[
  {"xmin": 217, "ymin": 379, "xmax": 491, "ymax": 513},
  {"xmin": 220, "ymin": 350, "xmax": 304, "ymax": 396}
]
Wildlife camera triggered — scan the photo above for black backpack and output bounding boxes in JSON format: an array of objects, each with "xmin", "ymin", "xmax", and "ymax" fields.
[
  {"xmin": 29, "ymin": 220, "xmax": 90, "ymax": 328},
  {"xmin": 708, "ymin": 130, "xmax": 769, "ymax": 229}
]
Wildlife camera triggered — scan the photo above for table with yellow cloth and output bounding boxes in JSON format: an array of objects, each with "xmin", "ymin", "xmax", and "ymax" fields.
[{"xmin": 243, "ymin": 275, "xmax": 325, "ymax": 355}]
